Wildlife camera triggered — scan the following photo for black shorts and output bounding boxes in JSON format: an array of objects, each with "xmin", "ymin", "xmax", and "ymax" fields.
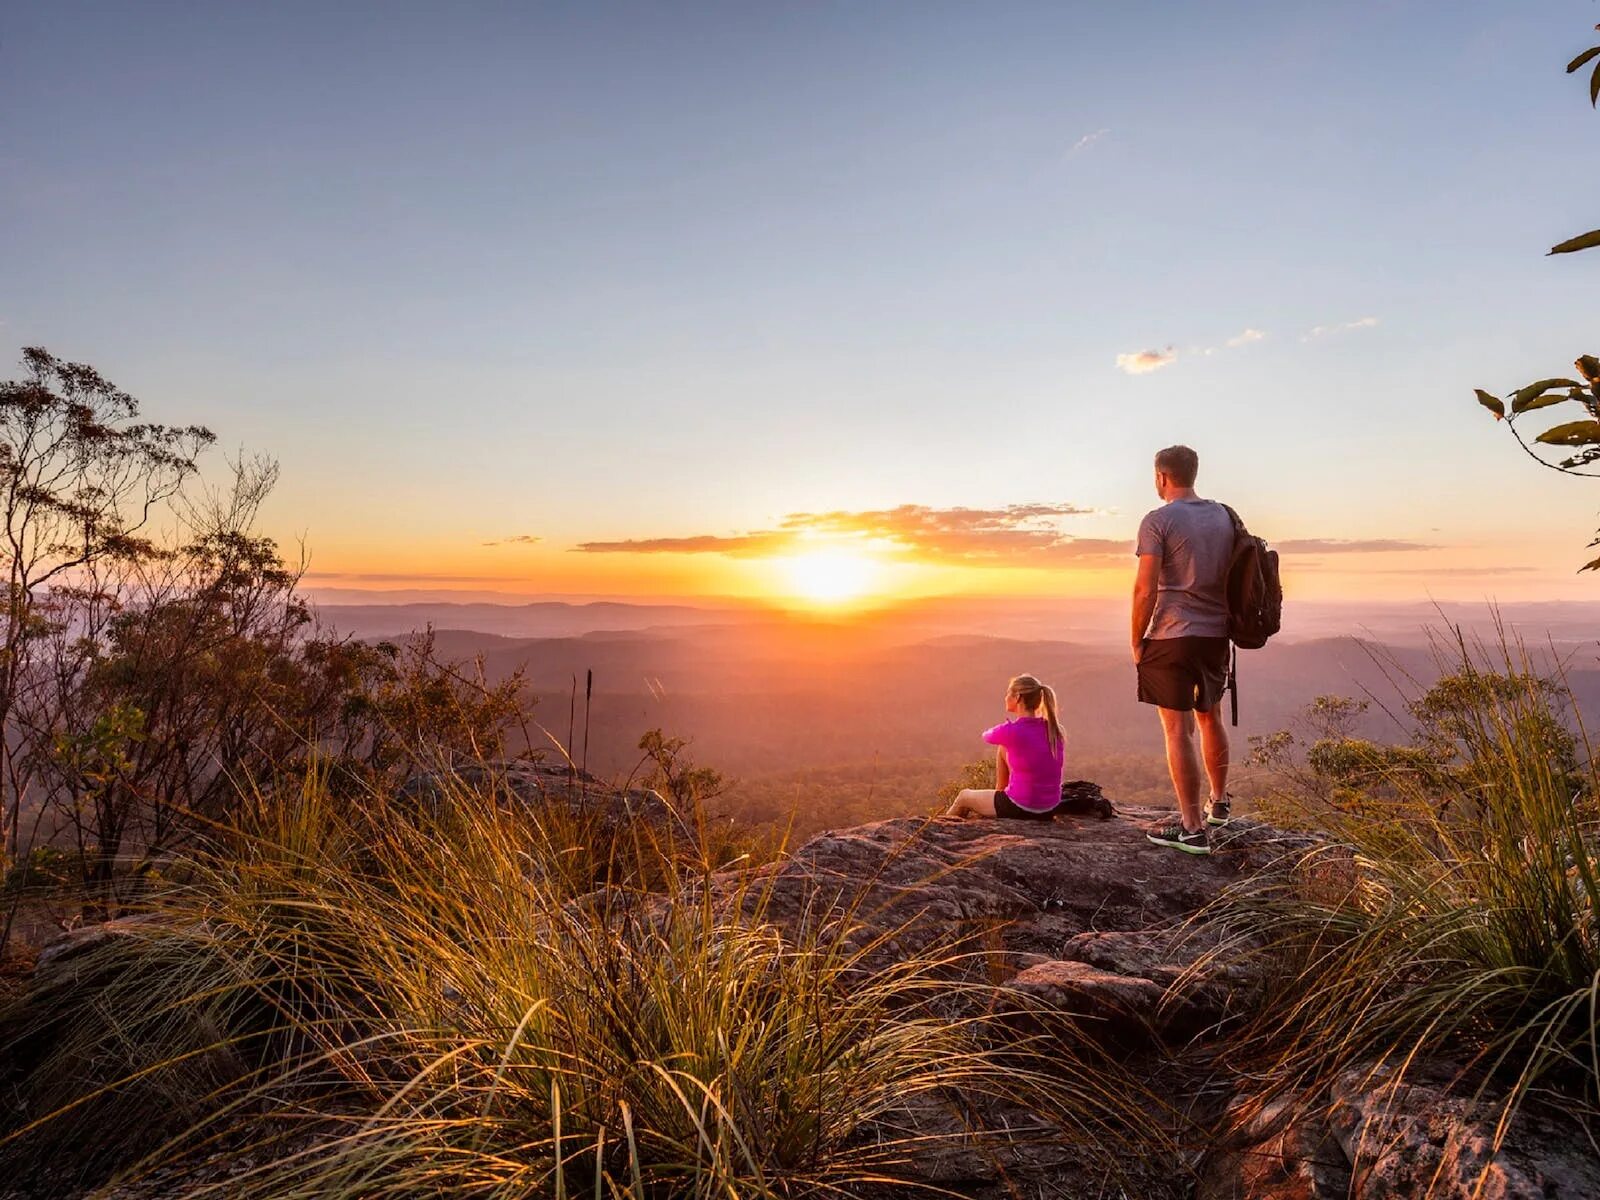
[
  {"xmin": 994, "ymin": 790, "xmax": 1059, "ymax": 821},
  {"xmin": 1137, "ymin": 636, "xmax": 1230, "ymax": 712}
]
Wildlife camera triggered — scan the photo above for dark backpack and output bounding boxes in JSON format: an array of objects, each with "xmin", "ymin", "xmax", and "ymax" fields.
[
  {"xmin": 1058, "ymin": 779, "xmax": 1114, "ymax": 819},
  {"xmin": 1221, "ymin": 504, "xmax": 1281, "ymax": 651}
]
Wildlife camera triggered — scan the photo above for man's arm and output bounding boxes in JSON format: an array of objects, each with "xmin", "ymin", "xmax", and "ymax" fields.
[{"xmin": 1131, "ymin": 552, "xmax": 1161, "ymax": 663}]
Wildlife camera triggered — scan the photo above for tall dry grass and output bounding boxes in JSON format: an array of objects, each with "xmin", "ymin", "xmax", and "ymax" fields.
[
  {"xmin": 1215, "ymin": 632, "xmax": 1600, "ymax": 1147},
  {"xmin": 0, "ymin": 764, "xmax": 1164, "ymax": 1197}
]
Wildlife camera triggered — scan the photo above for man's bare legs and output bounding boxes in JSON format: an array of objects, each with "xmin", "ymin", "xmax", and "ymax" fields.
[
  {"xmin": 1194, "ymin": 705, "xmax": 1230, "ymax": 806},
  {"xmin": 1160, "ymin": 705, "xmax": 1230, "ymax": 833},
  {"xmin": 1157, "ymin": 707, "xmax": 1204, "ymax": 833}
]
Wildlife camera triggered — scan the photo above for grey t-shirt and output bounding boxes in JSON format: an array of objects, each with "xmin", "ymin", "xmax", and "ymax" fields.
[{"xmin": 1136, "ymin": 498, "xmax": 1233, "ymax": 640}]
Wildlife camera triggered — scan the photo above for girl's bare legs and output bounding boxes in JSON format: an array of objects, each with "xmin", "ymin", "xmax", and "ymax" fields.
[
  {"xmin": 945, "ymin": 788, "xmax": 999, "ymax": 818},
  {"xmin": 944, "ymin": 747, "xmax": 1009, "ymax": 818}
]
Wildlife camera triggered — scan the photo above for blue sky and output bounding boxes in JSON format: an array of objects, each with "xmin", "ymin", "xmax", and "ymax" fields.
[{"xmin": 3, "ymin": 1, "xmax": 1597, "ymax": 600}]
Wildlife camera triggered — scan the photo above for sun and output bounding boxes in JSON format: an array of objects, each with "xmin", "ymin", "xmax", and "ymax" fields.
[{"xmin": 779, "ymin": 550, "xmax": 877, "ymax": 605}]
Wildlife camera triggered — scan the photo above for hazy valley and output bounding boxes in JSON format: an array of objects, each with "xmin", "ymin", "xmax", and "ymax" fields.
[{"xmin": 316, "ymin": 596, "xmax": 1600, "ymax": 832}]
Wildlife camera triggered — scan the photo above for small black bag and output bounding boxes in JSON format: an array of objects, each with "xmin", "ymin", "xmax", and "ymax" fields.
[{"xmin": 1058, "ymin": 779, "xmax": 1114, "ymax": 819}]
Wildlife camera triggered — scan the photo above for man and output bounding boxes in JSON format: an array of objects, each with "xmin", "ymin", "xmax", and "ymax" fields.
[{"xmin": 1131, "ymin": 445, "xmax": 1234, "ymax": 855}]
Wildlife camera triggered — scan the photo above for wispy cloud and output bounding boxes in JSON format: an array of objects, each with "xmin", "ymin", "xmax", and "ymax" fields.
[
  {"xmin": 1071, "ymin": 128, "xmax": 1110, "ymax": 154},
  {"xmin": 1116, "ymin": 347, "xmax": 1178, "ymax": 375},
  {"xmin": 1304, "ymin": 316, "xmax": 1379, "ymax": 341},
  {"xmin": 1122, "ymin": 327, "xmax": 1267, "ymax": 373},
  {"xmin": 482, "ymin": 534, "xmax": 542, "ymax": 547},
  {"xmin": 572, "ymin": 532, "xmax": 791, "ymax": 557},
  {"xmin": 575, "ymin": 504, "xmax": 1123, "ymax": 566},
  {"xmin": 1276, "ymin": 538, "xmax": 1436, "ymax": 554}
]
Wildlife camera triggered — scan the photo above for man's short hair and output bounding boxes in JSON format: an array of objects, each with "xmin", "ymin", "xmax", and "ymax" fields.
[{"xmin": 1154, "ymin": 445, "xmax": 1199, "ymax": 488}]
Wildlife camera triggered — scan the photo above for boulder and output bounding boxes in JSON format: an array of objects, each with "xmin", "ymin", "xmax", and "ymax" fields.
[
  {"xmin": 32, "ymin": 913, "xmax": 172, "ymax": 977},
  {"xmin": 1329, "ymin": 1063, "xmax": 1600, "ymax": 1199},
  {"xmin": 1003, "ymin": 957, "xmax": 1168, "ymax": 1039},
  {"xmin": 402, "ymin": 760, "xmax": 677, "ymax": 828},
  {"xmin": 1201, "ymin": 1092, "xmax": 1353, "ymax": 1200},
  {"xmin": 1201, "ymin": 1064, "xmax": 1600, "ymax": 1200}
]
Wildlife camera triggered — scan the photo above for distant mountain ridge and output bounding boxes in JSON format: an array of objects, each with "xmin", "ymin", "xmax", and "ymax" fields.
[{"xmin": 313, "ymin": 595, "xmax": 1600, "ymax": 649}]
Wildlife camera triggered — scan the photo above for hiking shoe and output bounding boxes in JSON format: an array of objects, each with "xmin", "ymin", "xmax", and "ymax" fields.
[
  {"xmin": 1205, "ymin": 795, "xmax": 1232, "ymax": 827},
  {"xmin": 1146, "ymin": 821, "xmax": 1211, "ymax": 855}
]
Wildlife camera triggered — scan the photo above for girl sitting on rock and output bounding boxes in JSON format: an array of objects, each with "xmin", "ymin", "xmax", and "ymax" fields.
[{"xmin": 944, "ymin": 673, "xmax": 1066, "ymax": 820}]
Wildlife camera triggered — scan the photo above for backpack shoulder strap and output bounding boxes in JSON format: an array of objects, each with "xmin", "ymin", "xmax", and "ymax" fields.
[{"xmin": 1219, "ymin": 502, "xmax": 1249, "ymax": 539}]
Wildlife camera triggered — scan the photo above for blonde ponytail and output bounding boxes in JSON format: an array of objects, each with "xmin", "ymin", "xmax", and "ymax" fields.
[
  {"xmin": 1040, "ymin": 684, "xmax": 1063, "ymax": 756},
  {"xmin": 1007, "ymin": 673, "xmax": 1064, "ymax": 755}
]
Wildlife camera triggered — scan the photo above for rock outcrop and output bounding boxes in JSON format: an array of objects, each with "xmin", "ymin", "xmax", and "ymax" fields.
[
  {"xmin": 720, "ymin": 806, "xmax": 1599, "ymax": 1199},
  {"xmin": 735, "ymin": 806, "xmax": 1307, "ymax": 1034}
]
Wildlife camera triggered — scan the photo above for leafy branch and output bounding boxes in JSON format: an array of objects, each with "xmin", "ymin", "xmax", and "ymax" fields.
[{"xmin": 1475, "ymin": 23, "xmax": 1600, "ymax": 571}]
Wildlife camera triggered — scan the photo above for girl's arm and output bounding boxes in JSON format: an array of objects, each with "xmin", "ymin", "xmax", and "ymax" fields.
[{"xmin": 995, "ymin": 745, "xmax": 1010, "ymax": 792}]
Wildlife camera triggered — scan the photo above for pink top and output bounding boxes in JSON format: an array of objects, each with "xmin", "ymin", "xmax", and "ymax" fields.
[{"xmin": 982, "ymin": 716, "xmax": 1065, "ymax": 812}]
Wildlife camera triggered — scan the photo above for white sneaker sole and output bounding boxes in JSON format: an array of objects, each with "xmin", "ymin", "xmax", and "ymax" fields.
[{"xmin": 1146, "ymin": 833, "xmax": 1211, "ymax": 855}]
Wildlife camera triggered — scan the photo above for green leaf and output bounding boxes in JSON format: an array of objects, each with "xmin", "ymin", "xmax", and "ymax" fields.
[
  {"xmin": 1475, "ymin": 389, "xmax": 1505, "ymax": 419},
  {"xmin": 1569, "ymin": 45, "xmax": 1600, "ymax": 74},
  {"xmin": 1512, "ymin": 391, "xmax": 1577, "ymax": 414},
  {"xmin": 1521, "ymin": 377, "xmax": 1582, "ymax": 394},
  {"xmin": 1534, "ymin": 419, "xmax": 1600, "ymax": 446},
  {"xmin": 1548, "ymin": 229, "xmax": 1600, "ymax": 255},
  {"xmin": 1510, "ymin": 378, "xmax": 1584, "ymax": 411}
]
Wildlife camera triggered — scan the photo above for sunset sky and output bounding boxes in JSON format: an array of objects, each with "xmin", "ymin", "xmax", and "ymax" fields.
[{"xmin": 5, "ymin": 2, "xmax": 1598, "ymax": 607}]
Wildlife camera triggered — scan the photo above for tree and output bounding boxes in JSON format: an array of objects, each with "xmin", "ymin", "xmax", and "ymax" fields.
[
  {"xmin": 17, "ymin": 458, "xmax": 326, "ymax": 912},
  {"xmin": 634, "ymin": 729, "xmax": 727, "ymax": 811},
  {"xmin": 8, "ymin": 453, "xmax": 539, "ymax": 920},
  {"xmin": 0, "ymin": 349, "xmax": 213, "ymax": 879},
  {"xmin": 326, "ymin": 627, "xmax": 536, "ymax": 785},
  {"xmin": 0, "ymin": 351, "xmax": 550, "ymax": 938},
  {"xmin": 1475, "ymin": 25, "xmax": 1600, "ymax": 570}
]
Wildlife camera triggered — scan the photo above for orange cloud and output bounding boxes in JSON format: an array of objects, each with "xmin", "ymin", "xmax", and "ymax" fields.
[
  {"xmin": 574, "ymin": 504, "xmax": 1123, "ymax": 566},
  {"xmin": 482, "ymin": 534, "xmax": 542, "ymax": 547}
]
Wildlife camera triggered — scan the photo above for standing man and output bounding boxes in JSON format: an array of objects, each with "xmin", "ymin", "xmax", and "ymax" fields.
[{"xmin": 1131, "ymin": 445, "xmax": 1234, "ymax": 855}]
